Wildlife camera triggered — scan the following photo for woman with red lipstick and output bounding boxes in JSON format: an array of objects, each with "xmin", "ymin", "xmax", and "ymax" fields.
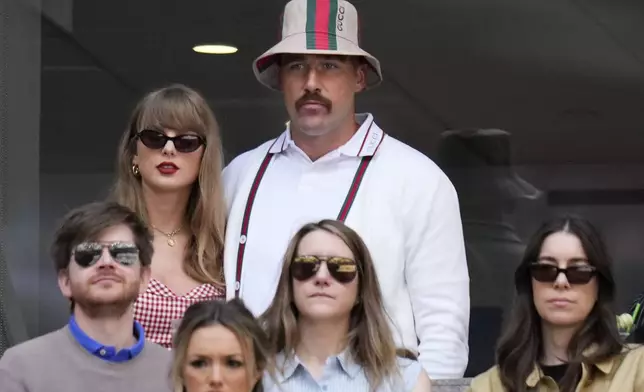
[
  {"xmin": 468, "ymin": 215, "xmax": 644, "ymax": 392},
  {"xmin": 260, "ymin": 220, "xmax": 432, "ymax": 392},
  {"xmin": 110, "ymin": 84, "xmax": 226, "ymax": 348}
]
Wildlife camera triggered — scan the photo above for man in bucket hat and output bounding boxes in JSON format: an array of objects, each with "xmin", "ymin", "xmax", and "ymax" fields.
[{"xmin": 223, "ymin": 0, "xmax": 470, "ymax": 379}]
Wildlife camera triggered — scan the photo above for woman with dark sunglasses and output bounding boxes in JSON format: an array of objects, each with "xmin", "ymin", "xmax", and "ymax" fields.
[
  {"xmin": 260, "ymin": 220, "xmax": 432, "ymax": 392},
  {"xmin": 468, "ymin": 215, "xmax": 644, "ymax": 392},
  {"xmin": 110, "ymin": 84, "xmax": 227, "ymax": 348}
]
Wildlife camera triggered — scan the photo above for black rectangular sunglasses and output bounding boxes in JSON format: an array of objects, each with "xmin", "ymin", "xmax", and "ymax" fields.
[
  {"xmin": 72, "ymin": 242, "xmax": 140, "ymax": 268},
  {"xmin": 136, "ymin": 129, "xmax": 205, "ymax": 153},
  {"xmin": 291, "ymin": 256, "xmax": 358, "ymax": 283},
  {"xmin": 529, "ymin": 263, "xmax": 597, "ymax": 284}
]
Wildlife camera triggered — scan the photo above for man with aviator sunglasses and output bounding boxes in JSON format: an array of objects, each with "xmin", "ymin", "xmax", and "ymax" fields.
[{"xmin": 0, "ymin": 202, "xmax": 172, "ymax": 392}]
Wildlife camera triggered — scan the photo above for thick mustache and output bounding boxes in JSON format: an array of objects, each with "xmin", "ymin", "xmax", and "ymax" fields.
[{"xmin": 295, "ymin": 93, "xmax": 332, "ymax": 110}]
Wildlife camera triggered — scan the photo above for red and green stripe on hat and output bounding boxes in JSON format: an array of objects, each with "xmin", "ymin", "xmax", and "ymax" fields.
[{"xmin": 305, "ymin": 0, "xmax": 339, "ymax": 50}]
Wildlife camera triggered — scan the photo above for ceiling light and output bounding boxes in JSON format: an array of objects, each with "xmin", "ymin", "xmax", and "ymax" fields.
[{"xmin": 192, "ymin": 44, "xmax": 238, "ymax": 55}]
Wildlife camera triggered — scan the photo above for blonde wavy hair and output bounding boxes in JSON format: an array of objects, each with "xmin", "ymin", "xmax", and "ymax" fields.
[
  {"xmin": 260, "ymin": 219, "xmax": 414, "ymax": 390},
  {"xmin": 110, "ymin": 84, "xmax": 225, "ymax": 285}
]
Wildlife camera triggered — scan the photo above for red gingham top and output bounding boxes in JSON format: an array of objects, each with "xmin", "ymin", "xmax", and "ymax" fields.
[{"xmin": 134, "ymin": 278, "xmax": 225, "ymax": 348}]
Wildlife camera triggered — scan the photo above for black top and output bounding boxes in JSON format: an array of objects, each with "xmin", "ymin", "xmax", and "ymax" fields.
[{"xmin": 541, "ymin": 363, "xmax": 569, "ymax": 383}]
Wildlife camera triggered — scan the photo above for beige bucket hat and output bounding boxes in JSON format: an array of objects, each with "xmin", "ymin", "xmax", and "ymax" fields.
[{"xmin": 252, "ymin": 0, "xmax": 383, "ymax": 91}]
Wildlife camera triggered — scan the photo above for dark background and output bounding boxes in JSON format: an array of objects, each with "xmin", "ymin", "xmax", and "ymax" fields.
[{"xmin": 1, "ymin": 0, "xmax": 643, "ymax": 375}]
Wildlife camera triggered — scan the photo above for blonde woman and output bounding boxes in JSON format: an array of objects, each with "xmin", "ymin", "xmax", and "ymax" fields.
[
  {"xmin": 171, "ymin": 299, "xmax": 271, "ymax": 392},
  {"xmin": 111, "ymin": 84, "xmax": 226, "ymax": 348},
  {"xmin": 260, "ymin": 220, "xmax": 432, "ymax": 392}
]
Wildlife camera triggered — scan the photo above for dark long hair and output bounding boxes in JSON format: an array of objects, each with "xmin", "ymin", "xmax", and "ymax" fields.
[{"xmin": 496, "ymin": 215, "xmax": 623, "ymax": 392}]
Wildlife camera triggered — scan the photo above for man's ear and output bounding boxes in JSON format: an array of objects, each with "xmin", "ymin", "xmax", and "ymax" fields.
[
  {"xmin": 58, "ymin": 269, "xmax": 72, "ymax": 299},
  {"xmin": 354, "ymin": 64, "xmax": 367, "ymax": 93}
]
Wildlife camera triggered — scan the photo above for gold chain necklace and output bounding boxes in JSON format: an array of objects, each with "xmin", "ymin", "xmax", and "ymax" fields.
[{"xmin": 151, "ymin": 225, "xmax": 182, "ymax": 247}]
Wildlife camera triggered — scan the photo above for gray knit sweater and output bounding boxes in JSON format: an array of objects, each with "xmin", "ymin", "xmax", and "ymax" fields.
[{"xmin": 0, "ymin": 326, "xmax": 173, "ymax": 392}]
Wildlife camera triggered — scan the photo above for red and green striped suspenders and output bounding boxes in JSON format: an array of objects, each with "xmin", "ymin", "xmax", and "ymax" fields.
[{"xmin": 234, "ymin": 149, "xmax": 376, "ymax": 297}]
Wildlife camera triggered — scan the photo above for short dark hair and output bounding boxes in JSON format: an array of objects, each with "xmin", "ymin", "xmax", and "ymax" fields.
[{"xmin": 50, "ymin": 201, "xmax": 154, "ymax": 273}]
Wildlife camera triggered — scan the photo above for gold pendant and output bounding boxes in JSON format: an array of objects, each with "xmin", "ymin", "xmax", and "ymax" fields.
[{"xmin": 151, "ymin": 224, "xmax": 181, "ymax": 247}]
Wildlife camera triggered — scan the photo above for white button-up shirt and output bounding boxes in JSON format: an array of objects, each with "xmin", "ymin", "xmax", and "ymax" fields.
[{"xmin": 223, "ymin": 113, "xmax": 470, "ymax": 379}]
